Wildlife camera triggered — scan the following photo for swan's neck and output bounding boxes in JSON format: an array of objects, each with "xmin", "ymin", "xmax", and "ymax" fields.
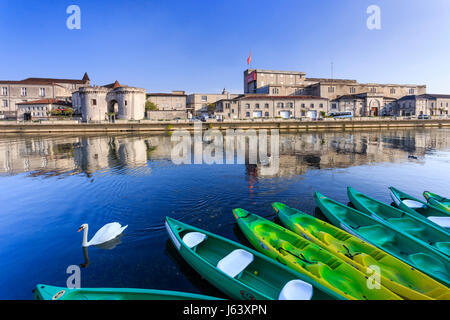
[{"xmin": 82, "ymin": 225, "xmax": 89, "ymax": 247}]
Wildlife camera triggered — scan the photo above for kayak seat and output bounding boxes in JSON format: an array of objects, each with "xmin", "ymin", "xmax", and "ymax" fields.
[
  {"xmin": 278, "ymin": 280, "xmax": 313, "ymax": 300},
  {"xmin": 357, "ymin": 225, "xmax": 396, "ymax": 247},
  {"xmin": 317, "ymin": 232, "xmax": 343, "ymax": 252},
  {"xmin": 403, "ymin": 200, "xmax": 426, "ymax": 209},
  {"xmin": 408, "ymin": 253, "xmax": 447, "ymax": 278},
  {"xmin": 435, "ymin": 242, "xmax": 450, "ymax": 256},
  {"xmin": 182, "ymin": 232, "xmax": 207, "ymax": 252},
  {"xmin": 386, "ymin": 218, "xmax": 425, "ymax": 234},
  {"xmin": 217, "ymin": 249, "xmax": 254, "ymax": 279},
  {"xmin": 427, "ymin": 217, "xmax": 450, "ymax": 229}
]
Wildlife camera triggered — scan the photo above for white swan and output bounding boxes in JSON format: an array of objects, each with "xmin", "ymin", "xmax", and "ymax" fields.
[{"xmin": 78, "ymin": 223, "xmax": 128, "ymax": 247}]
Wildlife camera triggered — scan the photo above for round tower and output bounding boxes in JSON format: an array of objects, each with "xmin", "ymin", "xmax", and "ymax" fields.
[{"xmin": 79, "ymin": 87, "xmax": 109, "ymax": 122}]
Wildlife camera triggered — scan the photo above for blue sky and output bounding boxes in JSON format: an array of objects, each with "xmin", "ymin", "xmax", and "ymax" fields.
[{"xmin": 1, "ymin": 0, "xmax": 450, "ymax": 94}]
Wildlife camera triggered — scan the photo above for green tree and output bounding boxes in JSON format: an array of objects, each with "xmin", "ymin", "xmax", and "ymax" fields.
[
  {"xmin": 206, "ymin": 103, "xmax": 215, "ymax": 115},
  {"xmin": 145, "ymin": 101, "xmax": 158, "ymax": 111}
]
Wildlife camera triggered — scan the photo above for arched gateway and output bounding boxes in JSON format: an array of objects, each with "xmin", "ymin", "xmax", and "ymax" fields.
[{"xmin": 75, "ymin": 81, "xmax": 146, "ymax": 122}]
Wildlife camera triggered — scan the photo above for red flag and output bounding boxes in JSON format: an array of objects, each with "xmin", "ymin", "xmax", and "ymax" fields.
[{"xmin": 247, "ymin": 50, "xmax": 252, "ymax": 65}]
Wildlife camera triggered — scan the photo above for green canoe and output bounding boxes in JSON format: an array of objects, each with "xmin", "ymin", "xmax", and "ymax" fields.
[
  {"xmin": 34, "ymin": 284, "xmax": 222, "ymax": 300},
  {"xmin": 390, "ymin": 187, "xmax": 450, "ymax": 230},
  {"xmin": 314, "ymin": 192, "xmax": 450, "ymax": 287},
  {"xmin": 165, "ymin": 217, "xmax": 336, "ymax": 300},
  {"xmin": 424, "ymin": 191, "xmax": 450, "ymax": 214},
  {"xmin": 273, "ymin": 202, "xmax": 450, "ymax": 300},
  {"xmin": 348, "ymin": 187, "xmax": 450, "ymax": 256},
  {"xmin": 233, "ymin": 209, "xmax": 402, "ymax": 300}
]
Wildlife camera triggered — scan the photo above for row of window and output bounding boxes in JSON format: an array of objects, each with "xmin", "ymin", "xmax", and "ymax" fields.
[
  {"xmin": 326, "ymin": 87, "xmax": 414, "ymax": 95},
  {"xmin": 1, "ymin": 87, "xmax": 46, "ymax": 97},
  {"xmin": 23, "ymin": 106, "xmax": 48, "ymax": 111},
  {"xmin": 226, "ymin": 103, "xmax": 325, "ymax": 109}
]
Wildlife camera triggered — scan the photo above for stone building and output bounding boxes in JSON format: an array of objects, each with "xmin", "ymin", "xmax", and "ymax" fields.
[
  {"xmin": 187, "ymin": 89, "xmax": 240, "ymax": 116},
  {"xmin": 244, "ymin": 69, "xmax": 427, "ymax": 117},
  {"xmin": 215, "ymin": 95, "xmax": 329, "ymax": 120},
  {"xmin": 396, "ymin": 94, "xmax": 450, "ymax": 116},
  {"xmin": 146, "ymin": 91, "xmax": 188, "ymax": 120},
  {"xmin": 17, "ymin": 99, "xmax": 73, "ymax": 120},
  {"xmin": 147, "ymin": 91, "xmax": 187, "ymax": 111},
  {"xmin": 73, "ymin": 80, "xmax": 146, "ymax": 122},
  {"xmin": 330, "ymin": 93, "xmax": 397, "ymax": 116},
  {"xmin": 0, "ymin": 73, "xmax": 90, "ymax": 119}
]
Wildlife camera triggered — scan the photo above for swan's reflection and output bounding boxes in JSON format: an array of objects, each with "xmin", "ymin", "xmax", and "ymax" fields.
[{"xmin": 79, "ymin": 235, "xmax": 124, "ymax": 269}]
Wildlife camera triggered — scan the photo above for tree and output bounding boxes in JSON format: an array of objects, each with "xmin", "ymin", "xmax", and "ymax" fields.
[
  {"xmin": 206, "ymin": 103, "xmax": 215, "ymax": 115},
  {"xmin": 145, "ymin": 101, "xmax": 158, "ymax": 111}
]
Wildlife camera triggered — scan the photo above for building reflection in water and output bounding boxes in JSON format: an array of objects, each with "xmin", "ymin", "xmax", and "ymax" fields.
[{"xmin": 0, "ymin": 129, "xmax": 448, "ymax": 178}]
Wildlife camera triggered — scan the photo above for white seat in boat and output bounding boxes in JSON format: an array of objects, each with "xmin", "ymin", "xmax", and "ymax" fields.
[
  {"xmin": 217, "ymin": 249, "xmax": 254, "ymax": 278},
  {"xmin": 182, "ymin": 232, "xmax": 207, "ymax": 249},
  {"xmin": 428, "ymin": 217, "xmax": 450, "ymax": 229},
  {"xmin": 403, "ymin": 200, "xmax": 425, "ymax": 209},
  {"xmin": 279, "ymin": 280, "xmax": 314, "ymax": 300}
]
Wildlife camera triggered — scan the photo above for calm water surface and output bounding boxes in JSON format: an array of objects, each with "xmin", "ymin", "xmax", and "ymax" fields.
[{"xmin": 0, "ymin": 128, "xmax": 449, "ymax": 299}]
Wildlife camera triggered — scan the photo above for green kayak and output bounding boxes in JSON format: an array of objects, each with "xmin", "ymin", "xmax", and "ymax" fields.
[
  {"xmin": 315, "ymin": 192, "xmax": 450, "ymax": 287},
  {"xmin": 34, "ymin": 284, "xmax": 222, "ymax": 300},
  {"xmin": 165, "ymin": 217, "xmax": 336, "ymax": 300},
  {"xmin": 273, "ymin": 202, "xmax": 450, "ymax": 300},
  {"xmin": 424, "ymin": 191, "xmax": 450, "ymax": 214},
  {"xmin": 348, "ymin": 187, "xmax": 450, "ymax": 256},
  {"xmin": 233, "ymin": 208, "xmax": 402, "ymax": 300},
  {"xmin": 390, "ymin": 187, "xmax": 450, "ymax": 230}
]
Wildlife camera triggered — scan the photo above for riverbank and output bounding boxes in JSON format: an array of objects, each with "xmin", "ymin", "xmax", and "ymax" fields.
[{"xmin": 0, "ymin": 119, "xmax": 449, "ymax": 133}]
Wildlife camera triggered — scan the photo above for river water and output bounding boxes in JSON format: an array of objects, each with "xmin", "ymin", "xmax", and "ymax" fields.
[{"xmin": 0, "ymin": 128, "xmax": 449, "ymax": 299}]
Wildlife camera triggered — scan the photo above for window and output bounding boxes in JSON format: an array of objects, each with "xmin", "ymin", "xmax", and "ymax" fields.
[
  {"xmin": 2, "ymin": 87, "xmax": 7, "ymax": 96},
  {"xmin": 301, "ymin": 103, "xmax": 306, "ymax": 108},
  {"xmin": 288, "ymin": 102, "xmax": 294, "ymax": 108},
  {"xmin": 301, "ymin": 111, "xmax": 306, "ymax": 116},
  {"xmin": 92, "ymin": 99, "xmax": 97, "ymax": 106},
  {"xmin": 265, "ymin": 103, "xmax": 269, "ymax": 109},
  {"xmin": 245, "ymin": 104, "xmax": 250, "ymax": 109},
  {"xmin": 319, "ymin": 103, "xmax": 324, "ymax": 109},
  {"xmin": 40, "ymin": 88, "xmax": 45, "ymax": 97},
  {"xmin": 310, "ymin": 103, "xmax": 315, "ymax": 108},
  {"xmin": 246, "ymin": 112, "xmax": 250, "ymax": 117},
  {"xmin": 72, "ymin": 84, "xmax": 76, "ymax": 90},
  {"xmin": 409, "ymin": 89, "xmax": 415, "ymax": 94},
  {"xmin": 201, "ymin": 96, "xmax": 207, "ymax": 102},
  {"xmin": 272, "ymin": 88, "xmax": 279, "ymax": 94},
  {"xmin": 2, "ymin": 100, "xmax": 7, "ymax": 107},
  {"xmin": 21, "ymin": 87, "xmax": 27, "ymax": 96},
  {"xmin": 350, "ymin": 87, "xmax": 356, "ymax": 94},
  {"xmin": 265, "ymin": 112, "xmax": 269, "ymax": 116},
  {"xmin": 370, "ymin": 88, "xmax": 376, "ymax": 93},
  {"xmin": 328, "ymin": 87, "xmax": 335, "ymax": 93},
  {"xmin": 225, "ymin": 103, "xmax": 230, "ymax": 109},
  {"xmin": 390, "ymin": 88, "xmax": 396, "ymax": 94},
  {"xmin": 278, "ymin": 102, "xmax": 284, "ymax": 108},
  {"xmin": 255, "ymin": 104, "xmax": 260, "ymax": 109},
  {"xmin": 125, "ymin": 100, "xmax": 128, "ymax": 106}
]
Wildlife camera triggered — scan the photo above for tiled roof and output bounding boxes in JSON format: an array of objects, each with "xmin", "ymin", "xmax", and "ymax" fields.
[
  {"xmin": 16, "ymin": 99, "xmax": 72, "ymax": 106},
  {"xmin": 147, "ymin": 93, "xmax": 187, "ymax": 97},
  {"xmin": 0, "ymin": 74, "xmax": 89, "ymax": 85}
]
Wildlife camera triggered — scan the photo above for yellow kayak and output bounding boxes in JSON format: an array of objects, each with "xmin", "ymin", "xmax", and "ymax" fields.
[
  {"xmin": 234, "ymin": 208, "xmax": 403, "ymax": 300},
  {"xmin": 273, "ymin": 202, "xmax": 450, "ymax": 300}
]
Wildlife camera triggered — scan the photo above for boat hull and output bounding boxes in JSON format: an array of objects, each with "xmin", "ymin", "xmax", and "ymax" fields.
[{"xmin": 34, "ymin": 284, "xmax": 222, "ymax": 300}]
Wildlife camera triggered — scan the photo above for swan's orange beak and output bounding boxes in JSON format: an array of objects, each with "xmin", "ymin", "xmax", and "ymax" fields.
[{"xmin": 78, "ymin": 226, "xmax": 84, "ymax": 232}]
